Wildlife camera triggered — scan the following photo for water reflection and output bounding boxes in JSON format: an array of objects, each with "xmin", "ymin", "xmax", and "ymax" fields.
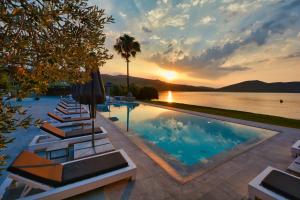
[
  {"xmin": 167, "ymin": 91, "xmax": 173, "ymax": 103},
  {"xmin": 102, "ymin": 103, "xmax": 275, "ymax": 166},
  {"xmin": 158, "ymin": 91, "xmax": 300, "ymax": 119}
]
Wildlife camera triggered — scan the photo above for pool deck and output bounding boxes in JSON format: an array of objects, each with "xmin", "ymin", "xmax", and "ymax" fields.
[{"xmin": 72, "ymin": 104, "xmax": 300, "ymax": 200}]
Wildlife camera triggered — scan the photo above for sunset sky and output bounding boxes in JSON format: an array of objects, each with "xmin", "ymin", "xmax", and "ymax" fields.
[{"xmin": 90, "ymin": 0, "xmax": 300, "ymax": 87}]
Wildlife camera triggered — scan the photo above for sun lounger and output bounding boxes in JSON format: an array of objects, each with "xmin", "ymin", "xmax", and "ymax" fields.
[
  {"xmin": 61, "ymin": 98, "xmax": 77, "ymax": 104},
  {"xmin": 288, "ymin": 157, "xmax": 300, "ymax": 176},
  {"xmin": 248, "ymin": 166, "xmax": 300, "ymax": 200},
  {"xmin": 291, "ymin": 140, "xmax": 300, "ymax": 157},
  {"xmin": 60, "ymin": 100, "xmax": 79, "ymax": 107},
  {"xmin": 48, "ymin": 112, "xmax": 90, "ymax": 123},
  {"xmin": 56, "ymin": 106, "xmax": 87, "ymax": 115},
  {"xmin": 0, "ymin": 150, "xmax": 136, "ymax": 199},
  {"xmin": 40, "ymin": 122, "xmax": 103, "ymax": 139},
  {"xmin": 57, "ymin": 102, "xmax": 82, "ymax": 108},
  {"xmin": 56, "ymin": 105, "xmax": 86, "ymax": 113},
  {"xmin": 29, "ymin": 123, "xmax": 107, "ymax": 151}
]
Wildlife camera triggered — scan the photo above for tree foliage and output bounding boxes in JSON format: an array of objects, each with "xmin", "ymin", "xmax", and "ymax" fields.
[
  {"xmin": 113, "ymin": 34, "xmax": 141, "ymax": 62},
  {"xmin": 137, "ymin": 87, "xmax": 158, "ymax": 100},
  {"xmin": 113, "ymin": 34, "xmax": 141, "ymax": 94},
  {"xmin": 0, "ymin": 0, "xmax": 113, "ymax": 171},
  {"xmin": 108, "ymin": 84, "xmax": 159, "ymax": 100}
]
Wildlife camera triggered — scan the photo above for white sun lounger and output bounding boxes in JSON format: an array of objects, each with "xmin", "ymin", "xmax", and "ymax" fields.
[
  {"xmin": 0, "ymin": 150, "xmax": 136, "ymax": 200},
  {"xmin": 28, "ymin": 126, "xmax": 108, "ymax": 151},
  {"xmin": 291, "ymin": 140, "xmax": 300, "ymax": 157},
  {"xmin": 287, "ymin": 156, "xmax": 300, "ymax": 176},
  {"xmin": 248, "ymin": 166, "xmax": 300, "ymax": 200}
]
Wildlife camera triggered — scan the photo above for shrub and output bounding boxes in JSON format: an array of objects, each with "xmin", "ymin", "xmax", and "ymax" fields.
[{"xmin": 137, "ymin": 87, "xmax": 159, "ymax": 100}]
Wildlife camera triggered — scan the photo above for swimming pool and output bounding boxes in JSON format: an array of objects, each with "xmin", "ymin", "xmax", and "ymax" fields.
[{"xmin": 99, "ymin": 103, "xmax": 277, "ymax": 181}]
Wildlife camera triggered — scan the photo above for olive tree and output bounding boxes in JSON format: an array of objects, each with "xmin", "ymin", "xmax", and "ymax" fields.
[{"xmin": 0, "ymin": 0, "xmax": 113, "ymax": 171}]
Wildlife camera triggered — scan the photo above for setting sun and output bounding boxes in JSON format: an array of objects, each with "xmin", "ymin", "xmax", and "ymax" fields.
[{"xmin": 162, "ymin": 70, "xmax": 177, "ymax": 81}]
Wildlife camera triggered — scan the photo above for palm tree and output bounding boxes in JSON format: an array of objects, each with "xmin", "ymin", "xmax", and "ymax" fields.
[{"xmin": 114, "ymin": 34, "xmax": 141, "ymax": 96}]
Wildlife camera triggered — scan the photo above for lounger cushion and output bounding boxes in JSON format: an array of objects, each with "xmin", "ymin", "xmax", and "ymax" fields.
[
  {"xmin": 56, "ymin": 106, "xmax": 88, "ymax": 115},
  {"xmin": 41, "ymin": 123, "xmax": 66, "ymax": 138},
  {"xmin": 8, "ymin": 151, "xmax": 129, "ymax": 187},
  {"xmin": 58, "ymin": 103, "xmax": 82, "ymax": 110},
  {"xmin": 62, "ymin": 152, "xmax": 128, "ymax": 185},
  {"xmin": 61, "ymin": 98, "xmax": 77, "ymax": 103},
  {"xmin": 61, "ymin": 101, "xmax": 78, "ymax": 107},
  {"xmin": 48, "ymin": 112, "xmax": 90, "ymax": 123},
  {"xmin": 8, "ymin": 151, "xmax": 63, "ymax": 186},
  {"xmin": 65, "ymin": 127, "xmax": 103, "ymax": 138},
  {"xmin": 41, "ymin": 122, "xmax": 102, "ymax": 139},
  {"xmin": 261, "ymin": 170, "xmax": 300, "ymax": 200}
]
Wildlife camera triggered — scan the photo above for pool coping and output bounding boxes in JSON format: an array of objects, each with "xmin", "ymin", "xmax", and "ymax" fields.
[{"xmin": 100, "ymin": 102, "xmax": 289, "ymax": 184}]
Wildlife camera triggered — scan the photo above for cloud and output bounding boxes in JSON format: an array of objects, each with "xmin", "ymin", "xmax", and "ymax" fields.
[
  {"xmin": 176, "ymin": 3, "xmax": 191, "ymax": 9},
  {"xmin": 198, "ymin": 16, "xmax": 216, "ymax": 25},
  {"xmin": 142, "ymin": 26, "xmax": 152, "ymax": 33},
  {"xmin": 282, "ymin": 52, "xmax": 300, "ymax": 60},
  {"xmin": 163, "ymin": 14, "xmax": 190, "ymax": 28},
  {"xmin": 146, "ymin": 7, "xmax": 169, "ymax": 28},
  {"xmin": 148, "ymin": 1, "xmax": 300, "ymax": 79},
  {"xmin": 219, "ymin": 0, "xmax": 261, "ymax": 15},
  {"xmin": 149, "ymin": 52, "xmax": 248, "ymax": 79},
  {"xmin": 183, "ymin": 37, "xmax": 202, "ymax": 45},
  {"xmin": 177, "ymin": 0, "xmax": 213, "ymax": 10},
  {"xmin": 119, "ymin": 12, "xmax": 127, "ymax": 18},
  {"xmin": 150, "ymin": 35, "xmax": 160, "ymax": 40},
  {"xmin": 192, "ymin": 0, "xmax": 213, "ymax": 6},
  {"xmin": 146, "ymin": 6, "xmax": 189, "ymax": 28}
]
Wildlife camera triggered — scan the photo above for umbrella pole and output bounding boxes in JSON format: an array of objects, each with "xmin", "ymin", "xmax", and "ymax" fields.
[
  {"xmin": 126, "ymin": 105, "xmax": 129, "ymax": 131},
  {"xmin": 91, "ymin": 73, "xmax": 95, "ymax": 148},
  {"xmin": 92, "ymin": 118, "xmax": 95, "ymax": 147}
]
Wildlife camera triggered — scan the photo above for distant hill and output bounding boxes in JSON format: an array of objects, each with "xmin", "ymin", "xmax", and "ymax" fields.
[
  {"xmin": 217, "ymin": 80, "xmax": 300, "ymax": 93},
  {"xmin": 101, "ymin": 74, "xmax": 214, "ymax": 91},
  {"xmin": 102, "ymin": 74, "xmax": 300, "ymax": 93}
]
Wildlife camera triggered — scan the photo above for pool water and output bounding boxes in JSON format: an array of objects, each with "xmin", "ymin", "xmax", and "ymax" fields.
[{"xmin": 100, "ymin": 103, "xmax": 277, "ymax": 176}]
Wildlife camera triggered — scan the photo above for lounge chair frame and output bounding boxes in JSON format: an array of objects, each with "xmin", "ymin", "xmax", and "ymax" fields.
[
  {"xmin": 28, "ymin": 126, "xmax": 108, "ymax": 151},
  {"xmin": 56, "ymin": 106, "xmax": 88, "ymax": 115},
  {"xmin": 291, "ymin": 140, "xmax": 300, "ymax": 157},
  {"xmin": 47, "ymin": 112, "xmax": 90, "ymax": 123},
  {"xmin": 1, "ymin": 150, "xmax": 136, "ymax": 200},
  {"xmin": 248, "ymin": 166, "xmax": 299, "ymax": 200}
]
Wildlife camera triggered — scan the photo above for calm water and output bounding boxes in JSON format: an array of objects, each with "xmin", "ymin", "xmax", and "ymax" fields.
[
  {"xmin": 158, "ymin": 91, "xmax": 300, "ymax": 119},
  {"xmin": 100, "ymin": 103, "xmax": 276, "ymax": 175}
]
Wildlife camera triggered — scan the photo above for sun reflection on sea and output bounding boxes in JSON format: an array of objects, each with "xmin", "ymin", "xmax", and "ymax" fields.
[{"xmin": 167, "ymin": 91, "xmax": 173, "ymax": 103}]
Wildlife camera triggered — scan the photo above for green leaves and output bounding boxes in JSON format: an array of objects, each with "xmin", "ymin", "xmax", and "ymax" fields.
[
  {"xmin": 114, "ymin": 34, "xmax": 141, "ymax": 61},
  {"xmin": 1, "ymin": 0, "xmax": 114, "ymax": 97},
  {"xmin": 0, "ymin": 0, "xmax": 114, "ymax": 172}
]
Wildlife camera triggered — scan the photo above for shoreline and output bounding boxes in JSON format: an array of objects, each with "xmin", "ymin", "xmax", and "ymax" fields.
[{"xmin": 145, "ymin": 100, "xmax": 300, "ymax": 129}]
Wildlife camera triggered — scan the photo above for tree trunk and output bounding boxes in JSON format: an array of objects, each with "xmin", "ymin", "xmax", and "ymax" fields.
[{"xmin": 126, "ymin": 60, "xmax": 129, "ymax": 96}]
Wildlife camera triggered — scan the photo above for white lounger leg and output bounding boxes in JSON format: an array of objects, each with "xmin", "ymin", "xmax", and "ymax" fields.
[{"xmin": 21, "ymin": 185, "xmax": 33, "ymax": 197}]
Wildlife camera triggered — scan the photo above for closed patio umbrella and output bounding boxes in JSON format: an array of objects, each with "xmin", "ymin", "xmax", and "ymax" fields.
[
  {"xmin": 70, "ymin": 84, "xmax": 82, "ymax": 113},
  {"xmin": 78, "ymin": 71, "xmax": 105, "ymax": 147}
]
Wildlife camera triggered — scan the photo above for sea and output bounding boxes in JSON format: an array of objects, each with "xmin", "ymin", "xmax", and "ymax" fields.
[{"xmin": 158, "ymin": 91, "xmax": 300, "ymax": 120}]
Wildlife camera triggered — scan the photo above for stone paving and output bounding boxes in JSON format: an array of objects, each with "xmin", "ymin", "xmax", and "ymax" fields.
[{"xmin": 71, "ymin": 104, "xmax": 300, "ymax": 200}]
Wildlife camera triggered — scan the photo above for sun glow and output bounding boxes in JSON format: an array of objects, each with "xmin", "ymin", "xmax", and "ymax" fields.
[
  {"xmin": 162, "ymin": 70, "xmax": 177, "ymax": 81},
  {"xmin": 167, "ymin": 91, "xmax": 173, "ymax": 103}
]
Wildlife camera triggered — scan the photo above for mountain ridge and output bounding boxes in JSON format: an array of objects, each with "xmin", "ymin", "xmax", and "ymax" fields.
[
  {"xmin": 102, "ymin": 74, "xmax": 300, "ymax": 93},
  {"xmin": 101, "ymin": 74, "xmax": 214, "ymax": 91}
]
